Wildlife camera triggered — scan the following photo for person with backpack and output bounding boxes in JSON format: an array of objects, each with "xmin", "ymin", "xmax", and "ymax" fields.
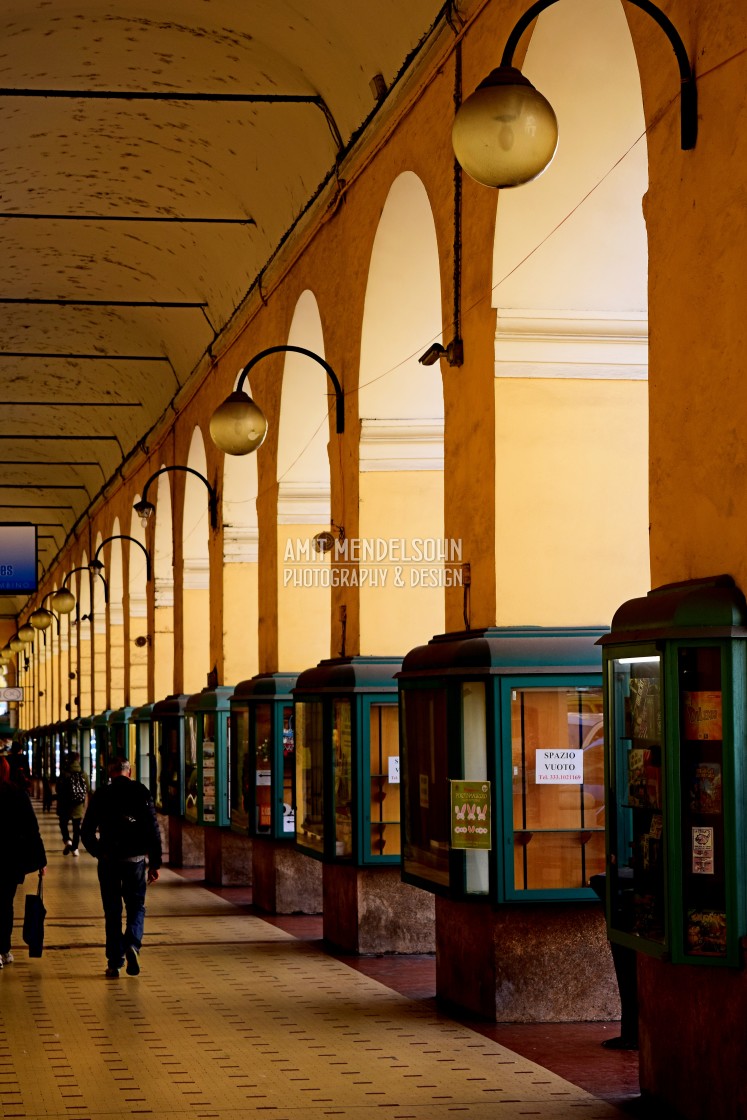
[
  {"xmin": 81, "ymin": 757, "xmax": 162, "ymax": 978},
  {"xmin": 56, "ymin": 751, "xmax": 90, "ymax": 857}
]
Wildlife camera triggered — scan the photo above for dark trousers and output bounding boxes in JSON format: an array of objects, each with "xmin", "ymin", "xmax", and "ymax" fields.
[
  {"xmin": 97, "ymin": 858, "xmax": 147, "ymax": 969},
  {"xmin": 610, "ymin": 941, "xmax": 639, "ymax": 1042},
  {"xmin": 59, "ymin": 816, "xmax": 82, "ymax": 850},
  {"xmin": 0, "ymin": 877, "xmax": 19, "ymax": 955}
]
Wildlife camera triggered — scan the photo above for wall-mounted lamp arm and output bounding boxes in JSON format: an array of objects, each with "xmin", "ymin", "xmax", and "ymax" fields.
[
  {"xmin": 63, "ymin": 563, "xmax": 109, "ymax": 605},
  {"xmin": 499, "ymin": 0, "xmax": 696, "ymax": 149},
  {"xmin": 138, "ymin": 465, "xmax": 218, "ymax": 531},
  {"xmin": 94, "ymin": 534, "xmax": 152, "ymax": 581},
  {"xmin": 236, "ymin": 345, "xmax": 345, "ymax": 435}
]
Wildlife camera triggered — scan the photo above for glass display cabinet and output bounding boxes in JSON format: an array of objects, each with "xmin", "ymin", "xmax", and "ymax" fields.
[
  {"xmin": 398, "ymin": 626, "xmax": 616, "ymax": 1022},
  {"xmin": 131, "ymin": 702, "xmax": 155, "ymax": 789},
  {"xmin": 91, "ymin": 710, "xmax": 112, "ymax": 788},
  {"xmin": 600, "ymin": 575, "xmax": 747, "ymax": 967},
  {"xmin": 77, "ymin": 716, "xmax": 97, "ymax": 788},
  {"xmin": 108, "ymin": 706, "xmax": 135, "ymax": 770},
  {"xmin": 294, "ymin": 656, "xmax": 403, "ymax": 865},
  {"xmin": 60, "ymin": 719, "xmax": 81, "ymax": 760},
  {"xmin": 399, "ymin": 627, "xmax": 606, "ymax": 903},
  {"xmin": 152, "ymin": 694, "xmax": 189, "ymax": 815},
  {"xmin": 183, "ymin": 686, "xmax": 234, "ymax": 827},
  {"xmin": 152, "ymin": 693, "xmax": 201, "ymax": 869},
  {"xmin": 229, "ymin": 673, "xmax": 297, "ymax": 838},
  {"xmin": 292, "ymin": 656, "xmax": 432, "ymax": 953}
]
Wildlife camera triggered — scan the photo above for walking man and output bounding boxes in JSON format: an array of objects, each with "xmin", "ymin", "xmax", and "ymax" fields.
[{"xmin": 81, "ymin": 758, "xmax": 162, "ymax": 978}]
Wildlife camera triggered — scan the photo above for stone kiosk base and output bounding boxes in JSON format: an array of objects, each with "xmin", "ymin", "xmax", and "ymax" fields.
[
  {"xmin": 252, "ymin": 836, "xmax": 322, "ymax": 914},
  {"xmin": 323, "ymin": 864, "xmax": 435, "ymax": 954},
  {"xmin": 204, "ymin": 827, "xmax": 252, "ymax": 886},
  {"xmin": 638, "ymin": 955, "xmax": 747, "ymax": 1120},
  {"xmin": 435, "ymin": 896, "xmax": 619, "ymax": 1022},
  {"xmin": 168, "ymin": 816, "xmax": 205, "ymax": 869}
]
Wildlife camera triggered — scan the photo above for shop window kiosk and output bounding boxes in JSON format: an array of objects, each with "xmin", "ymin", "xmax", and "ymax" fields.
[
  {"xmin": 107, "ymin": 706, "xmax": 135, "ymax": 771},
  {"xmin": 398, "ymin": 626, "xmax": 618, "ymax": 1022},
  {"xmin": 151, "ymin": 694, "xmax": 196, "ymax": 867},
  {"xmin": 130, "ymin": 702, "xmax": 155, "ymax": 790},
  {"xmin": 294, "ymin": 656, "xmax": 434, "ymax": 953},
  {"xmin": 599, "ymin": 576, "xmax": 747, "ymax": 1112},
  {"xmin": 91, "ymin": 710, "xmax": 112, "ymax": 788},
  {"xmin": 184, "ymin": 685, "xmax": 245, "ymax": 885},
  {"xmin": 229, "ymin": 673, "xmax": 316, "ymax": 911}
]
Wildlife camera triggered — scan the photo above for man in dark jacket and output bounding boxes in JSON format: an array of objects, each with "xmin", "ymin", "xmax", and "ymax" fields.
[
  {"xmin": 81, "ymin": 757, "xmax": 162, "ymax": 978},
  {"xmin": 0, "ymin": 757, "xmax": 47, "ymax": 966}
]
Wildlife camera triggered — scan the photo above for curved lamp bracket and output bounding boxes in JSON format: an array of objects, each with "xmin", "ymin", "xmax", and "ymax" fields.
[
  {"xmin": 137, "ymin": 465, "xmax": 218, "ymax": 531},
  {"xmin": 63, "ymin": 563, "xmax": 109, "ymax": 608},
  {"xmin": 236, "ymin": 345, "xmax": 345, "ymax": 435},
  {"xmin": 500, "ymin": 0, "xmax": 696, "ymax": 149},
  {"xmin": 93, "ymin": 534, "xmax": 152, "ymax": 581}
]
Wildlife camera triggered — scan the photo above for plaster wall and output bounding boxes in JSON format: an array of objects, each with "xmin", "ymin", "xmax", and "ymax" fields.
[
  {"xmin": 153, "ymin": 605, "xmax": 174, "ymax": 700},
  {"xmin": 182, "ymin": 587, "xmax": 209, "ymax": 695},
  {"xmin": 222, "ymin": 561, "xmax": 259, "ymax": 685},
  {"xmin": 277, "ymin": 523, "xmax": 331, "ymax": 669},
  {"xmin": 359, "ymin": 470, "xmax": 445, "ymax": 655},
  {"xmin": 494, "ymin": 378, "xmax": 649, "ymax": 625}
]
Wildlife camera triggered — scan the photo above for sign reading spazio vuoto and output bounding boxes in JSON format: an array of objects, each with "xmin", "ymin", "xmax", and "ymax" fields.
[{"xmin": 450, "ymin": 780, "xmax": 491, "ymax": 850}]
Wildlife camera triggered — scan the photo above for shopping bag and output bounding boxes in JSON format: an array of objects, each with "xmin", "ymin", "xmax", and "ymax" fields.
[{"xmin": 22, "ymin": 873, "xmax": 46, "ymax": 958}]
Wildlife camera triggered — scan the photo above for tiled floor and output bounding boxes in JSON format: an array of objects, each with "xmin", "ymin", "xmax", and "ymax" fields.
[{"xmin": 0, "ymin": 807, "xmax": 664, "ymax": 1120}]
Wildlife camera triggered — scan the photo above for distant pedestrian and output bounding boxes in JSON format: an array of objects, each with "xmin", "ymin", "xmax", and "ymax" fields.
[
  {"xmin": 56, "ymin": 752, "xmax": 90, "ymax": 856},
  {"xmin": 42, "ymin": 775, "xmax": 55, "ymax": 812},
  {"xmin": 0, "ymin": 757, "xmax": 47, "ymax": 967},
  {"xmin": 81, "ymin": 758, "xmax": 161, "ymax": 979}
]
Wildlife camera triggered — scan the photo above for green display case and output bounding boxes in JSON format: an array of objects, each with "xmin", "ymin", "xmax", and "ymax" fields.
[
  {"xmin": 184, "ymin": 686, "xmax": 234, "ymax": 826},
  {"xmin": 599, "ymin": 575, "xmax": 747, "ymax": 967},
  {"xmin": 229, "ymin": 673, "xmax": 297, "ymax": 838},
  {"xmin": 398, "ymin": 627, "xmax": 607, "ymax": 902},
  {"xmin": 91, "ymin": 710, "xmax": 112, "ymax": 788},
  {"xmin": 77, "ymin": 716, "xmax": 96, "ymax": 788},
  {"xmin": 59, "ymin": 719, "xmax": 81, "ymax": 758},
  {"xmin": 293, "ymin": 657, "xmax": 402, "ymax": 865},
  {"xmin": 131, "ymin": 702, "xmax": 155, "ymax": 789},
  {"xmin": 108, "ymin": 706, "xmax": 135, "ymax": 770},
  {"xmin": 152, "ymin": 694, "xmax": 189, "ymax": 815}
]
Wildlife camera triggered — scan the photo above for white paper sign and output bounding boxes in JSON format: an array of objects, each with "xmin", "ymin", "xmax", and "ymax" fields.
[
  {"xmin": 535, "ymin": 749, "xmax": 584, "ymax": 784},
  {"xmin": 388, "ymin": 755, "xmax": 400, "ymax": 784}
]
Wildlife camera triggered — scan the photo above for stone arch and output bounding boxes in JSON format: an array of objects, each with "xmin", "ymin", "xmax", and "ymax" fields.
[
  {"xmin": 222, "ymin": 416, "xmax": 259, "ymax": 683},
  {"xmin": 152, "ymin": 468, "xmax": 175, "ymax": 700},
  {"xmin": 182, "ymin": 428, "xmax": 212, "ymax": 692},
  {"xmin": 276, "ymin": 291, "xmax": 332, "ymax": 670},
  {"xmin": 358, "ymin": 170, "xmax": 446, "ymax": 654},
  {"xmin": 76, "ymin": 552, "xmax": 92, "ymax": 718},
  {"xmin": 491, "ymin": 0, "xmax": 650, "ymax": 624},
  {"xmin": 92, "ymin": 532, "xmax": 107, "ymax": 714},
  {"xmin": 128, "ymin": 510, "xmax": 150, "ymax": 707},
  {"xmin": 105, "ymin": 519, "xmax": 125, "ymax": 710}
]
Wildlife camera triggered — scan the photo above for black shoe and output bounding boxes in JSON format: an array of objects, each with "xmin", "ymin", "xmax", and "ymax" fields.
[
  {"xmin": 105, "ymin": 966, "xmax": 120, "ymax": 978},
  {"xmin": 601, "ymin": 1035, "xmax": 638, "ymax": 1050},
  {"xmin": 125, "ymin": 947, "xmax": 140, "ymax": 976}
]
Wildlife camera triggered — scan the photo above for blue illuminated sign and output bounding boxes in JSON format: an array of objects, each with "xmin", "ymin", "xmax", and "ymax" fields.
[{"xmin": 0, "ymin": 524, "xmax": 38, "ymax": 593}]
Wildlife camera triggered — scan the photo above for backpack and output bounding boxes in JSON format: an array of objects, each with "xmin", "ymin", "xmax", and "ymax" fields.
[
  {"xmin": 102, "ymin": 782, "xmax": 157, "ymax": 859},
  {"xmin": 69, "ymin": 771, "xmax": 87, "ymax": 806}
]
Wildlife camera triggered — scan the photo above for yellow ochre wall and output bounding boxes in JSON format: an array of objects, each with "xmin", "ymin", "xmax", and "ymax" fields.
[{"xmin": 495, "ymin": 378, "xmax": 649, "ymax": 625}]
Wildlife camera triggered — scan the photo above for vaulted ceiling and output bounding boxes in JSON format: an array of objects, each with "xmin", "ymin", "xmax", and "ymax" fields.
[{"xmin": 0, "ymin": 0, "xmax": 454, "ymax": 616}]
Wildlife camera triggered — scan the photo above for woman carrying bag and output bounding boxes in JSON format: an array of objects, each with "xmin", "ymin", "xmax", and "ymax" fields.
[{"xmin": 0, "ymin": 757, "xmax": 47, "ymax": 966}]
